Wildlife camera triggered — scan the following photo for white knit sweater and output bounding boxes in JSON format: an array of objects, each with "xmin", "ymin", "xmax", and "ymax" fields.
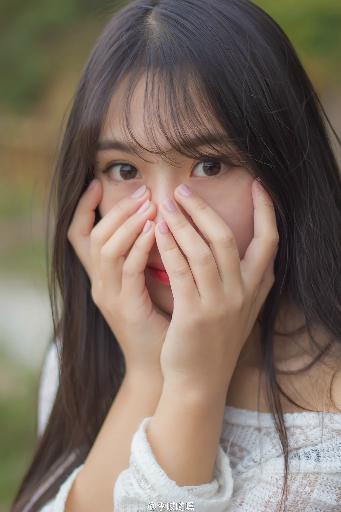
[{"xmin": 35, "ymin": 342, "xmax": 341, "ymax": 512}]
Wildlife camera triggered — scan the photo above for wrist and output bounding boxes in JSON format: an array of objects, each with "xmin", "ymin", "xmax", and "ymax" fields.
[
  {"xmin": 124, "ymin": 367, "xmax": 164, "ymax": 392},
  {"xmin": 162, "ymin": 374, "xmax": 229, "ymax": 411}
]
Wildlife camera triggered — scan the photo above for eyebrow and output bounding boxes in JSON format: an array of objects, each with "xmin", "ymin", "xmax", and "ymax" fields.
[{"xmin": 96, "ymin": 134, "xmax": 232, "ymax": 154}]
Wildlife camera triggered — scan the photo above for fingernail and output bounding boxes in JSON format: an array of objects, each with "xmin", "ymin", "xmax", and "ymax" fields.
[
  {"xmin": 158, "ymin": 220, "xmax": 170, "ymax": 234},
  {"xmin": 131, "ymin": 185, "xmax": 146, "ymax": 198},
  {"xmin": 88, "ymin": 179, "xmax": 98, "ymax": 191},
  {"xmin": 177, "ymin": 184, "xmax": 192, "ymax": 197},
  {"xmin": 254, "ymin": 178, "xmax": 264, "ymax": 192},
  {"xmin": 142, "ymin": 220, "xmax": 152, "ymax": 234},
  {"xmin": 137, "ymin": 199, "xmax": 150, "ymax": 213},
  {"xmin": 163, "ymin": 197, "xmax": 177, "ymax": 213}
]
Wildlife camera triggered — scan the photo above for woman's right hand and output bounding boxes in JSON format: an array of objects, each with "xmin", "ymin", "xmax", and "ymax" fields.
[{"xmin": 67, "ymin": 178, "xmax": 171, "ymax": 378}]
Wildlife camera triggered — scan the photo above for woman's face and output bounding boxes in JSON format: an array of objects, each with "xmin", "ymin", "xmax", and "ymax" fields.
[{"xmin": 94, "ymin": 78, "xmax": 255, "ymax": 317}]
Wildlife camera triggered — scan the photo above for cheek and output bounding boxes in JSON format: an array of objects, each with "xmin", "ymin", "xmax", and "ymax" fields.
[
  {"xmin": 190, "ymin": 179, "xmax": 254, "ymax": 260},
  {"xmin": 98, "ymin": 187, "xmax": 128, "ymax": 217},
  {"xmin": 222, "ymin": 201, "xmax": 254, "ymax": 260},
  {"xmin": 98, "ymin": 177, "xmax": 255, "ymax": 261},
  {"xmin": 98, "ymin": 180, "xmax": 151, "ymax": 217}
]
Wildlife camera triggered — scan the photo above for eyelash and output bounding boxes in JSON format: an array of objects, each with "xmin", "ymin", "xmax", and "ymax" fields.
[{"xmin": 100, "ymin": 155, "xmax": 236, "ymax": 182}]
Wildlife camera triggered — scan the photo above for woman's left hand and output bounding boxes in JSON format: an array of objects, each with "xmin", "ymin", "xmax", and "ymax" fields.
[{"xmin": 155, "ymin": 178, "xmax": 279, "ymax": 395}]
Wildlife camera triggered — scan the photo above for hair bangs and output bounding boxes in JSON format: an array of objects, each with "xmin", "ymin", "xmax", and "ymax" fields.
[{"xmin": 104, "ymin": 55, "xmax": 249, "ymax": 169}]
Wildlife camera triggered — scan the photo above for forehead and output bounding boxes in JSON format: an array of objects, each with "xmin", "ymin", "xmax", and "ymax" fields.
[
  {"xmin": 100, "ymin": 76, "xmax": 167, "ymax": 150},
  {"xmin": 99, "ymin": 73, "xmax": 227, "ymax": 156}
]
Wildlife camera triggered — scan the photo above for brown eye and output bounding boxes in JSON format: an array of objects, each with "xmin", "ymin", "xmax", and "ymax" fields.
[
  {"xmin": 100, "ymin": 156, "xmax": 235, "ymax": 182},
  {"xmin": 192, "ymin": 158, "xmax": 231, "ymax": 178},
  {"xmin": 102, "ymin": 162, "xmax": 140, "ymax": 181}
]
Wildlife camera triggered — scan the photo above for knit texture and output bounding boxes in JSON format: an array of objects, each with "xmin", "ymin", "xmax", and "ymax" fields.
[{"xmin": 36, "ymin": 342, "xmax": 341, "ymax": 511}]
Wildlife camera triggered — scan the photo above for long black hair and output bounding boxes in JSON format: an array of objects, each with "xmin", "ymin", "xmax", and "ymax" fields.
[{"xmin": 11, "ymin": 1, "xmax": 341, "ymax": 511}]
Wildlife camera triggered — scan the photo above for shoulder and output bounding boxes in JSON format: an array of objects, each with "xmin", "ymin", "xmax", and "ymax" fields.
[
  {"xmin": 37, "ymin": 339, "xmax": 61, "ymax": 437},
  {"xmin": 328, "ymin": 365, "xmax": 341, "ymax": 413},
  {"xmin": 274, "ymin": 327, "xmax": 341, "ymax": 414},
  {"xmin": 277, "ymin": 356, "xmax": 341, "ymax": 414}
]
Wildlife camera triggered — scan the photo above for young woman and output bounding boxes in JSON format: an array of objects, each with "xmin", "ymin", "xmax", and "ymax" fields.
[{"xmin": 11, "ymin": 0, "xmax": 341, "ymax": 511}]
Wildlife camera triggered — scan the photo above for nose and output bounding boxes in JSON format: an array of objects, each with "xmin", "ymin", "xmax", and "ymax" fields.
[
  {"xmin": 146, "ymin": 179, "xmax": 195, "ymax": 263},
  {"xmin": 153, "ymin": 205, "xmax": 166, "ymax": 225},
  {"xmin": 149, "ymin": 182, "xmax": 183, "ymax": 225}
]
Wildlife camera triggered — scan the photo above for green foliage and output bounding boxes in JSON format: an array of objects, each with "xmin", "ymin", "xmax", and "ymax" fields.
[
  {"xmin": 0, "ymin": 348, "xmax": 39, "ymax": 509},
  {"xmin": 0, "ymin": 177, "xmax": 47, "ymax": 285},
  {"xmin": 0, "ymin": 0, "xmax": 103, "ymax": 112},
  {"xmin": 0, "ymin": 0, "xmax": 340, "ymax": 112},
  {"xmin": 0, "ymin": 236, "xmax": 47, "ymax": 285},
  {"xmin": 256, "ymin": 0, "xmax": 341, "ymax": 65}
]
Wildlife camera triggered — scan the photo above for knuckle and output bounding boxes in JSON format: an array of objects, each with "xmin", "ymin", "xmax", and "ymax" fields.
[
  {"xmin": 122, "ymin": 264, "xmax": 136, "ymax": 279},
  {"xmin": 172, "ymin": 264, "xmax": 189, "ymax": 279},
  {"xmin": 195, "ymin": 199, "xmax": 209, "ymax": 212},
  {"xmin": 175, "ymin": 217, "xmax": 189, "ymax": 233},
  {"xmin": 100, "ymin": 244, "xmax": 112, "ymax": 259},
  {"xmin": 231, "ymin": 290, "xmax": 245, "ymax": 310},
  {"xmin": 164, "ymin": 243, "xmax": 179, "ymax": 259},
  {"xmin": 90, "ymin": 227, "xmax": 102, "ymax": 245},
  {"xmin": 195, "ymin": 248, "xmax": 213, "ymax": 266},
  {"xmin": 215, "ymin": 230, "xmax": 235, "ymax": 248}
]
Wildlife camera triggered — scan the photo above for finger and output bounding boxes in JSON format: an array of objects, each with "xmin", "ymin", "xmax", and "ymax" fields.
[
  {"xmin": 159, "ymin": 196, "xmax": 224, "ymax": 302},
  {"xmin": 99, "ymin": 200, "xmax": 155, "ymax": 291},
  {"xmin": 121, "ymin": 219, "xmax": 156, "ymax": 300},
  {"xmin": 155, "ymin": 216, "xmax": 200, "ymax": 306},
  {"xmin": 67, "ymin": 179, "xmax": 102, "ymax": 274},
  {"xmin": 90, "ymin": 185, "xmax": 150, "ymax": 254},
  {"xmin": 252, "ymin": 257, "xmax": 276, "ymax": 319},
  {"xmin": 240, "ymin": 179, "xmax": 279, "ymax": 292},
  {"xmin": 173, "ymin": 185, "xmax": 242, "ymax": 294},
  {"xmin": 90, "ymin": 186, "xmax": 151, "ymax": 289}
]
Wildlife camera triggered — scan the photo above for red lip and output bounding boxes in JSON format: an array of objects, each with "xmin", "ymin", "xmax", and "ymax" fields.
[
  {"xmin": 147, "ymin": 266, "xmax": 170, "ymax": 285},
  {"xmin": 147, "ymin": 263, "xmax": 166, "ymax": 271}
]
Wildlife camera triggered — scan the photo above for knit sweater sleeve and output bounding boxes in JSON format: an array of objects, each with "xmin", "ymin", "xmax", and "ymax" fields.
[
  {"xmin": 113, "ymin": 416, "xmax": 234, "ymax": 512},
  {"xmin": 36, "ymin": 341, "xmax": 233, "ymax": 511},
  {"xmin": 113, "ymin": 412, "xmax": 341, "ymax": 512},
  {"xmin": 37, "ymin": 415, "xmax": 341, "ymax": 512},
  {"xmin": 36, "ymin": 342, "xmax": 341, "ymax": 511},
  {"xmin": 38, "ymin": 434, "xmax": 232, "ymax": 512},
  {"xmin": 224, "ymin": 436, "xmax": 341, "ymax": 511}
]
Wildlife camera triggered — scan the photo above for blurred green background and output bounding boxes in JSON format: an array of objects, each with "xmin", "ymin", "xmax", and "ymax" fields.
[{"xmin": 0, "ymin": 0, "xmax": 340, "ymax": 510}]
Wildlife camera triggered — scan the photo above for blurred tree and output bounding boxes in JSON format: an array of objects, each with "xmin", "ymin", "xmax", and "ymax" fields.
[
  {"xmin": 0, "ymin": 0, "xmax": 115, "ymax": 112},
  {"xmin": 257, "ymin": 0, "xmax": 341, "ymax": 87},
  {"xmin": 0, "ymin": 0, "xmax": 340, "ymax": 111}
]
